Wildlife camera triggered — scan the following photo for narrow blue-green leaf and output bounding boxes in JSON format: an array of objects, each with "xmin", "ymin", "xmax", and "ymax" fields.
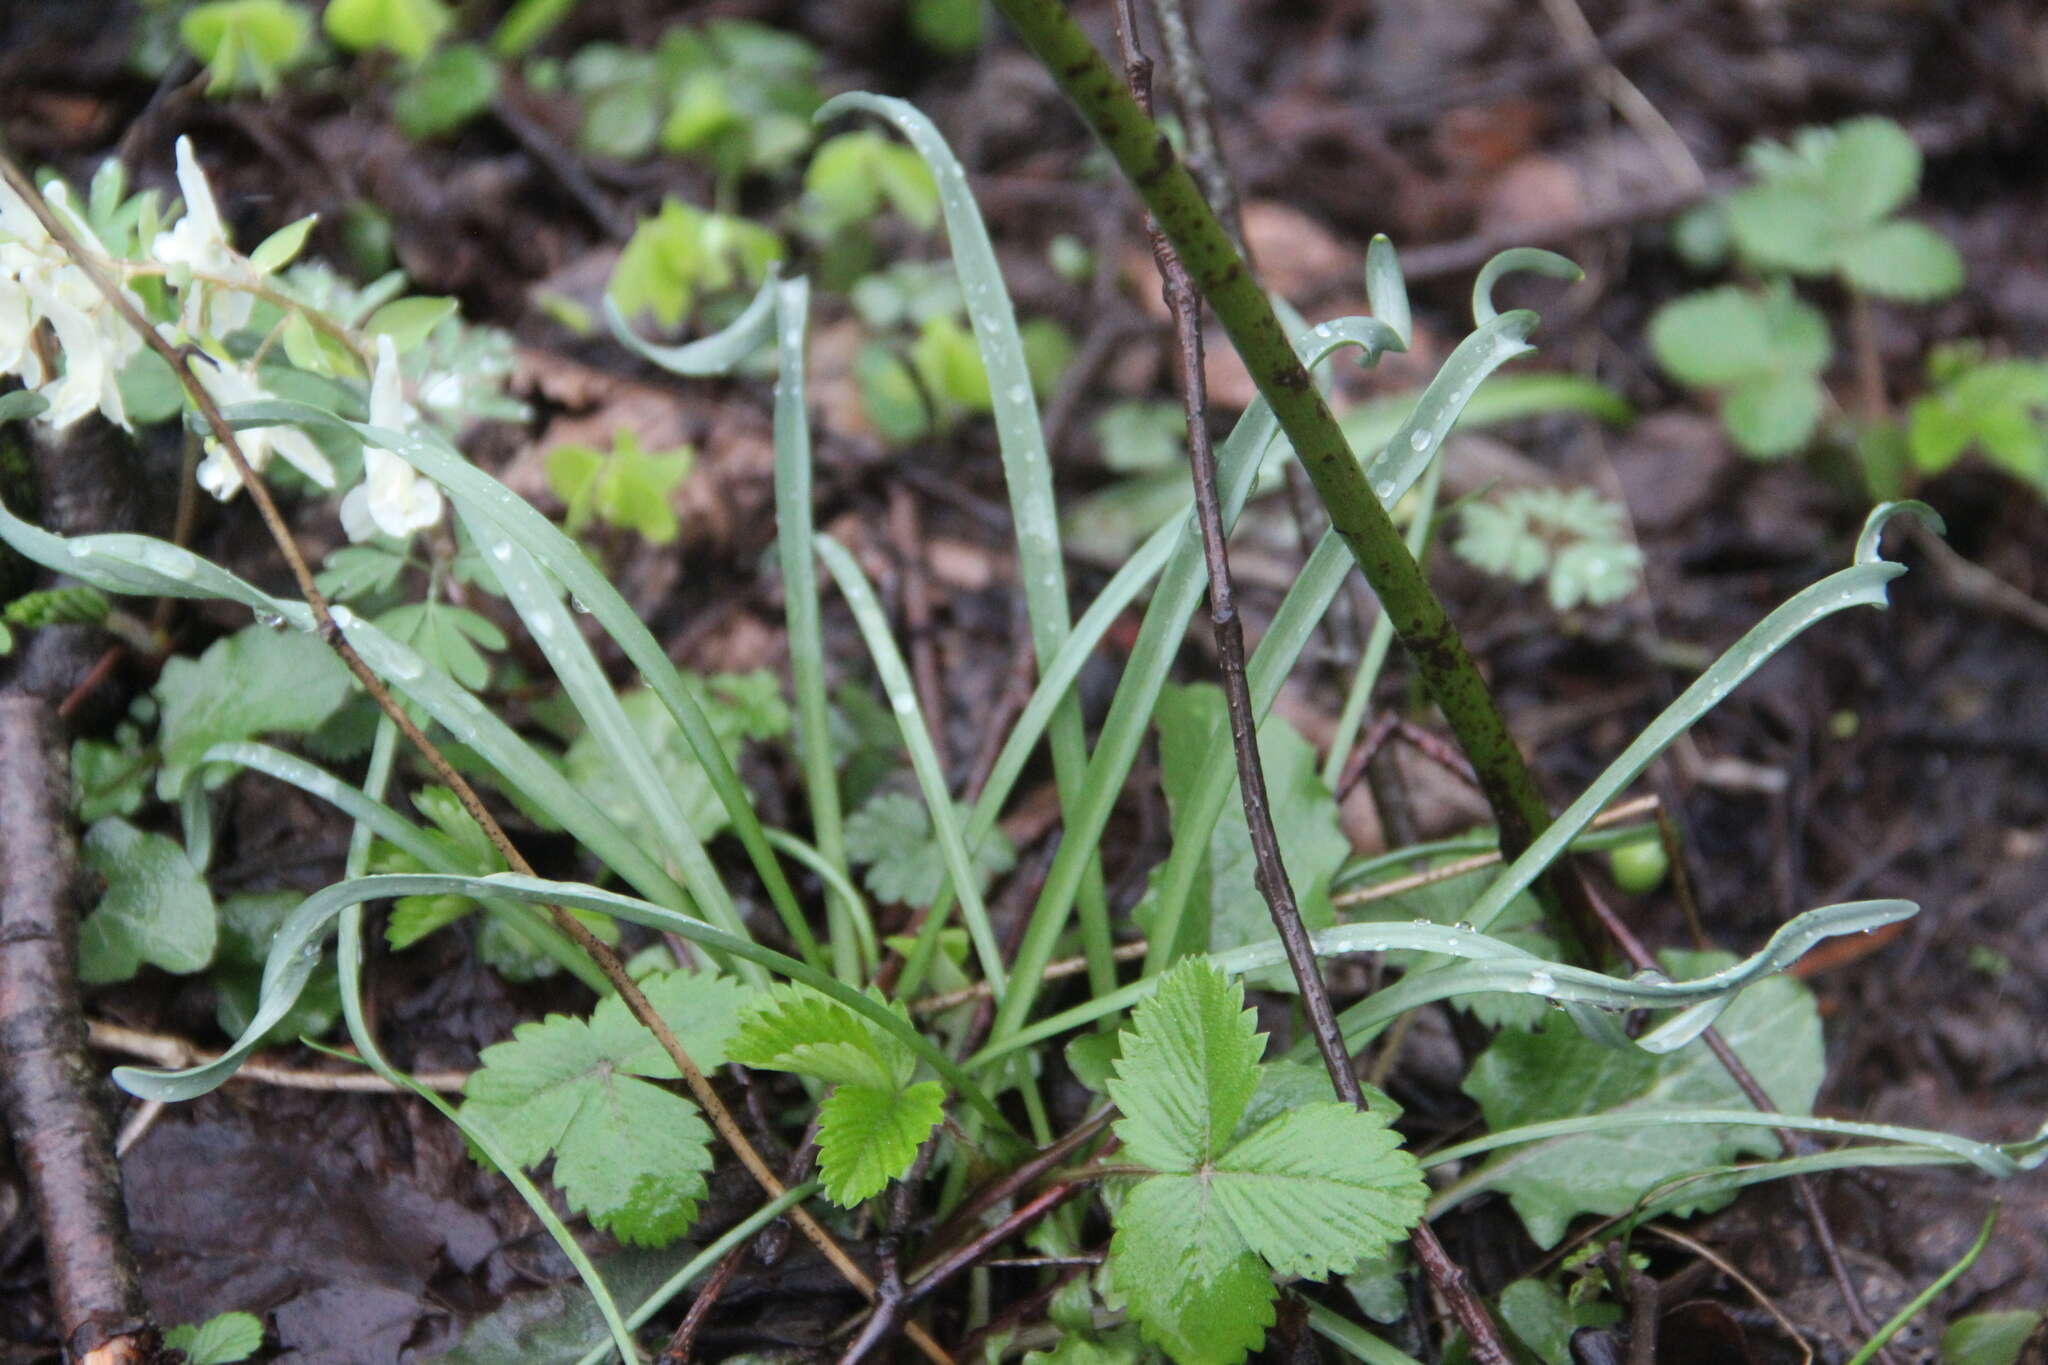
[
  {"xmin": 814, "ymin": 534, "xmax": 1006, "ymax": 995},
  {"xmin": 222, "ymin": 399, "xmax": 813, "ymax": 959},
  {"xmin": 458, "ymin": 509, "xmax": 783, "ymax": 978},
  {"xmin": 1460, "ymin": 502, "xmax": 1939, "ymax": 939},
  {"xmin": 818, "ymin": 92, "xmax": 1115, "ymax": 996},
  {"xmin": 331, "ymin": 721, "xmax": 640, "ymax": 1365},
  {"xmin": 1363, "ymin": 235, "xmax": 1411, "ymax": 349},
  {"xmin": 770, "ymin": 278, "xmax": 862, "ymax": 981},
  {"xmin": 1303, "ymin": 1301, "xmax": 1426, "ymax": 1365},
  {"xmin": 0, "ymin": 504, "xmax": 694, "ymax": 921},
  {"xmin": 1365, "ymin": 311, "xmax": 1537, "ymax": 507},
  {"xmin": 1472, "ymin": 248, "xmax": 1582, "ymax": 327},
  {"xmin": 987, "ymin": 318, "xmax": 1401, "ymax": 1044},
  {"xmin": 763, "ymin": 828, "xmax": 877, "ymax": 978},
  {"xmin": 114, "ymin": 871, "xmax": 1016, "ymax": 1135},
  {"xmin": 971, "ymin": 896, "xmax": 1911, "ymax": 1071},
  {"xmin": 603, "ymin": 266, "xmax": 780, "ymax": 375}
]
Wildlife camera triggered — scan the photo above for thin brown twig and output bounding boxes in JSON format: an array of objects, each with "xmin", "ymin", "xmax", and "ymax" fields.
[
  {"xmin": 1109, "ymin": 9, "xmax": 1511, "ymax": 1360},
  {"xmin": 0, "ymin": 149, "xmax": 951, "ymax": 1365},
  {"xmin": 1331, "ymin": 794, "xmax": 1662, "ymax": 909},
  {"xmin": 86, "ymin": 1020, "xmax": 468, "ymax": 1093},
  {"xmin": 1640, "ymin": 1225, "xmax": 1812, "ymax": 1365}
]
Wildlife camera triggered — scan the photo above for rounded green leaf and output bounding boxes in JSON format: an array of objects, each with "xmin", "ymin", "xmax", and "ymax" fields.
[
  {"xmin": 179, "ymin": 0, "xmax": 312, "ymax": 95},
  {"xmin": 1649, "ymin": 287, "xmax": 1776, "ymax": 388},
  {"xmin": 394, "ymin": 42, "xmax": 500, "ymax": 139},
  {"xmin": 1725, "ymin": 182, "xmax": 1835, "ymax": 275},
  {"xmin": 1837, "ymin": 220, "xmax": 1965, "ymax": 302},
  {"xmin": 323, "ymin": 0, "xmax": 451, "ymax": 61},
  {"xmin": 1820, "ymin": 115, "xmax": 1921, "ymax": 229},
  {"xmin": 1721, "ymin": 372, "xmax": 1824, "ymax": 460}
]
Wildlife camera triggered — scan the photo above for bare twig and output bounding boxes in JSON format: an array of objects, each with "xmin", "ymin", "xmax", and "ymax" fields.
[
  {"xmin": 0, "ymin": 149, "xmax": 950, "ymax": 1365},
  {"xmin": 0, "ymin": 697, "xmax": 158, "ymax": 1365},
  {"xmin": 1110, "ymin": 9, "xmax": 1510, "ymax": 1360},
  {"xmin": 85, "ymin": 1020, "xmax": 468, "ymax": 1093},
  {"xmin": 1331, "ymin": 794, "xmax": 1662, "ymax": 909}
]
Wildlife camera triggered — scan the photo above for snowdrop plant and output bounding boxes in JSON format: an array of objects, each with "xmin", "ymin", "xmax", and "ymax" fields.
[{"xmin": 0, "ymin": 137, "xmax": 508, "ymax": 546}]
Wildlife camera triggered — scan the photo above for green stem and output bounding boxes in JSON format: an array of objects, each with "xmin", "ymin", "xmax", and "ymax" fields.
[{"xmin": 986, "ymin": 0, "xmax": 1591, "ymax": 959}]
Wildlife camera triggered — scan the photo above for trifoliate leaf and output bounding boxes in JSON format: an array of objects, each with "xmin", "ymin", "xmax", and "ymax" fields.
[
  {"xmin": 373, "ymin": 600, "xmax": 506, "ymax": 692},
  {"xmin": 1723, "ymin": 182, "xmax": 1836, "ymax": 275},
  {"xmin": 804, "ymin": 131, "xmax": 940, "ymax": 233},
  {"xmin": 1721, "ymin": 372, "xmax": 1824, "ymax": 460},
  {"xmin": 322, "ymin": 0, "xmax": 451, "ymax": 61},
  {"xmin": 609, "ymin": 198, "xmax": 783, "ymax": 330},
  {"xmin": 1210, "ymin": 1102, "xmax": 1426, "ymax": 1280},
  {"xmin": 729, "ymin": 984, "xmax": 940, "ymax": 1205},
  {"xmin": 1460, "ymin": 951, "xmax": 1824, "ymax": 1247},
  {"xmin": 1151, "ymin": 684, "xmax": 1349, "ymax": 984},
  {"xmin": 72, "ymin": 732, "xmax": 151, "ymax": 822},
  {"xmin": 1907, "ymin": 353, "xmax": 2048, "ymax": 487},
  {"xmin": 1836, "ymin": 220, "xmax": 1965, "ymax": 302},
  {"xmin": 843, "ymin": 790, "xmax": 1014, "ymax": 910},
  {"xmin": 78, "ymin": 818, "xmax": 217, "ymax": 982},
  {"xmin": 460, "ymin": 969, "xmax": 747, "ymax": 1245},
  {"xmin": 154, "ymin": 625, "xmax": 352, "ymax": 798},
  {"xmin": 1453, "ymin": 488, "xmax": 1644, "ymax": 611},
  {"xmin": 1109, "ymin": 958, "xmax": 1264, "ymax": 1171},
  {"xmin": 165, "ymin": 1311, "xmax": 265, "ymax": 1365},
  {"xmin": 1103, "ymin": 963, "xmax": 1431, "ymax": 1364},
  {"xmin": 1648, "ymin": 285, "xmax": 1829, "ymax": 389}
]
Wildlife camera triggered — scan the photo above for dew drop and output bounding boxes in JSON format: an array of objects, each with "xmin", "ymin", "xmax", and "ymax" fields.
[
  {"xmin": 490, "ymin": 542, "xmax": 514, "ymax": 563},
  {"xmin": 1453, "ymin": 920, "xmax": 1475, "ymax": 933},
  {"xmin": 1006, "ymin": 384, "xmax": 1029, "ymax": 404},
  {"xmin": 571, "ymin": 596, "xmax": 592, "ymax": 615},
  {"xmin": 1527, "ymin": 969, "xmax": 1558, "ymax": 994},
  {"xmin": 1409, "ymin": 429, "xmax": 1431, "ymax": 453}
]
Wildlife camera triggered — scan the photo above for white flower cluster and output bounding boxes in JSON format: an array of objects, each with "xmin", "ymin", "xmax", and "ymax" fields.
[{"xmin": 0, "ymin": 138, "xmax": 444, "ymax": 543}]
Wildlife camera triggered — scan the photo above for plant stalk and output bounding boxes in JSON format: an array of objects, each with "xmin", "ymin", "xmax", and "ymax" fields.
[
  {"xmin": 984, "ymin": 0, "xmax": 1597, "ymax": 961},
  {"xmin": 1108, "ymin": 9, "xmax": 1512, "ymax": 1360}
]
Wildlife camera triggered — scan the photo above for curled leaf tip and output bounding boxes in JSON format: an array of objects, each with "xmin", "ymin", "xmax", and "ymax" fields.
[
  {"xmin": 1855, "ymin": 499, "xmax": 1944, "ymax": 565},
  {"xmin": 1473, "ymin": 247, "xmax": 1584, "ymax": 327}
]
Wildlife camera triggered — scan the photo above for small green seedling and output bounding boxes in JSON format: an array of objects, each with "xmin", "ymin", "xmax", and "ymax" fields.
[
  {"xmin": 1906, "ymin": 343, "xmax": 2048, "ymax": 495},
  {"xmin": 1648, "ymin": 283, "xmax": 1832, "ymax": 458},
  {"xmin": 178, "ymin": 0, "xmax": 313, "ymax": 95},
  {"xmin": 323, "ymin": 0, "xmax": 452, "ymax": 62},
  {"xmin": 544, "ymin": 428, "xmax": 696, "ymax": 544},
  {"xmin": 608, "ymin": 199, "xmax": 783, "ymax": 330},
  {"xmin": 165, "ymin": 1311, "xmax": 265, "ymax": 1365},
  {"xmin": 1453, "ymin": 486, "xmax": 1645, "ymax": 609}
]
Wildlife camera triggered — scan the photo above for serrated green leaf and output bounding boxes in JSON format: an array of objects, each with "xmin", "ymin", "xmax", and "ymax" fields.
[
  {"xmin": 1107, "ymin": 959, "xmax": 1263, "ymax": 1172},
  {"xmin": 79, "ymin": 818, "xmax": 217, "ymax": 983},
  {"xmin": 154, "ymin": 625, "xmax": 352, "ymax": 797},
  {"xmin": 1210, "ymin": 1102, "xmax": 1425, "ymax": 1279},
  {"xmin": 214, "ymin": 890, "xmax": 340, "ymax": 1046},
  {"xmin": 322, "ymin": 0, "xmax": 451, "ymax": 61},
  {"xmin": 1461, "ymin": 951, "xmax": 1825, "ymax": 1247},
  {"xmin": 165, "ymin": 1311, "xmax": 265, "ymax": 1365},
  {"xmin": 71, "ymin": 734, "xmax": 151, "ymax": 822},
  {"xmin": 1107, "ymin": 1176, "xmax": 1274, "ymax": 1365},
  {"xmin": 843, "ymin": 790, "xmax": 1014, "ymax": 910},
  {"xmin": 816, "ymin": 1078, "xmax": 945, "ymax": 1204},
  {"xmin": 1837, "ymin": 220, "xmax": 1965, "ymax": 302},
  {"xmin": 1721, "ymin": 372, "xmax": 1824, "ymax": 459},
  {"xmin": 728, "ymin": 982, "xmax": 909, "ymax": 1090},
  {"xmin": 460, "ymin": 968, "xmax": 746, "ymax": 1244},
  {"xmin": 1452, "ymin": 488, "xmax": 1643, "ymax": 613}
]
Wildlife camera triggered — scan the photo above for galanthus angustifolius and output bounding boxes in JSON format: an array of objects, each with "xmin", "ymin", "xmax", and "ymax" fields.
[
  {"xmin": 151, "ymin": 138, "xmax": 257, "ymax": 338},
  {"xmin": 190, "ymin": 355, "xmax": 336, "ymax": 500},
  {"xmin": 0, "ymin": 176, "xmax": 141, "ymax": 429},
  {"xmin": 340, "ymin": 336, "xmax": 444, "ymax": 542}
]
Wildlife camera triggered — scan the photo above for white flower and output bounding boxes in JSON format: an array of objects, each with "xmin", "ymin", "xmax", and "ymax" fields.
[
  {"xmin": 150, "ymin": 138, "xmax": 254, "ymax": 337},
  {"xmin": 190, "ymin": 355, "xmax": 335, "ymax": 498},
  {"xmin": 339, "ymin": 336, "xmax": 442, "ymax": 542}
]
